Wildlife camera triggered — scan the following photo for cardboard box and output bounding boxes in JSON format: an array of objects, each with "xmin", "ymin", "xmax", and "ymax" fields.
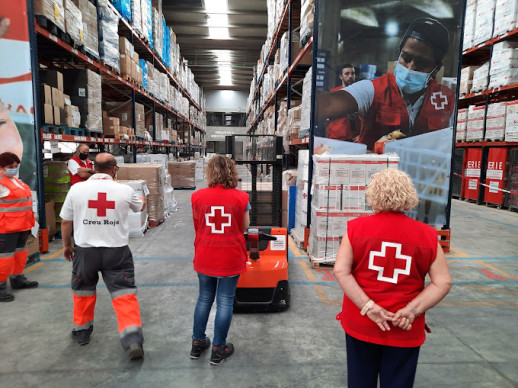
[
  {"xmin": 45, "ymin": 201, "xmax": 57, "ymax": 236},
  {"xmin": 117, "ymin": 164, "xmax": 164, "ymax": 195},
  {"xmin": 63, "ymin": 94, "xmax": 71, "ymax": 106},
  {"xmin": 53, "ymin": 106, "xmax": 61, "ymax": 125},
  {"xmin": 26, "ymin": 235, "xmax": 39, "ymax": 257},
  {"xmin": 52, "ymin": 87, "xmax": 64, "ymax": 109},
  {"xmin": 42, "ymin": 84, "xmax": 52, "ymax": 105},
  {"xmin": 43, "ymin": 103, "xmax": 54, "ymax": 124},
  {"xmin": 40, "ymin": 69, "xmax": 64, "ymax": 91},
  {"xmin": 103, "ymin": 116, "xmax": 120, "ymax": 136}
]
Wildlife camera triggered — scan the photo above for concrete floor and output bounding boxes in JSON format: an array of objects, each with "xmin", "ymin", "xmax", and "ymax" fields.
[{"xmin": 1, "ymin": 189, "xmax": 517, "ymax": 388}]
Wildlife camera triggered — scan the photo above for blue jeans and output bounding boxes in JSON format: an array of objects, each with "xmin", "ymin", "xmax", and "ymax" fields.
[{"xmin": 192, "ymin": 273, "xmax": 240, "ymax": 347}]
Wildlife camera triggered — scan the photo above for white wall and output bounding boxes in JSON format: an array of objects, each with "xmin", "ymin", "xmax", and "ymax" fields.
[
  {"xmin": 205, "ymin": 90, "xmax": 248, "ymax": 113},
  {"xmin": 206, "ymin": 126, "xmax": 247, "ymax": 141}
]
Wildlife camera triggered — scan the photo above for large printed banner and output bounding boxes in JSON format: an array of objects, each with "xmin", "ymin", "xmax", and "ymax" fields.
[
  {"xmin": 0, "ymin": 0, "xmax": 37, "ymax": 189},
  {"xmin": 315, "ymin": 0, "xmax": 465, "ymax": 226}
]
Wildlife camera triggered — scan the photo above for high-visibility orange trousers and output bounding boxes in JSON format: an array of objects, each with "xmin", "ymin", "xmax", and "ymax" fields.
[
  {"xmin": 0, "ymin": 231, "xmax": 31, "ymax": 282},
  {"xmin": 71, "ymin": 246, "xmax": 143, "ymax": 349}
]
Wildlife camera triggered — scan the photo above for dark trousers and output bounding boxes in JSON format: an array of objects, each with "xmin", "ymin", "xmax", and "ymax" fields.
[{"xmin": 346, "ymin": 333, "xmax": 420, "ymax": 388}]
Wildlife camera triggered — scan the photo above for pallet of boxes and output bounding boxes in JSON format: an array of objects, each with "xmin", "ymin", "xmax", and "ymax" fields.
[
  {"xmin": 117, "ymin": 164, "xmax": 166, "ymax": 227},
  {"xmin": 290, "ymin": 150, "xmax": 309, "ymax": 248},
  {"xmin": 117, "ymin": 179, "xmax": 149, "ymax": 237},
  {"xmin": 40, "ymin": 69, "xmax": 81, "ymax": 129},
  {"xmin": 168, "ymin": 161, "xmax": 196, "ymax": 189},
  {"xmin": 307, "ymin": 154, "xmax": 399, "ymax": 267},
  {"xmin": 43, "ymin": 161, "xmax": 71, "ymax": 238}
]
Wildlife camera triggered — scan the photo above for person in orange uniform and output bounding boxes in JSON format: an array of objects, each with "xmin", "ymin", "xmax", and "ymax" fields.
[
  {"xmin": 190, "ymin": 155, "xmax": 250, "ymax": 365},
  {"xmin": 68, "ymin": 144, "xmax": 94, "ymax": 185},
  {"xmin": 317, "ymin": 18, "xmax": 455, "ymax": 152},
  {"xmin": 333, "ymin": 169, "xmax": 452, "ymax": 387},
  {"xmin": 60, "ymin": 153, "xmax": 146, "ymax": 360},
  {"xmin": 326, "ymin": 64, "xmax": 361, "ymax": 141},
  {"xmin": 0, "ymin": 152, "xmax": 38, "ymax": 302}
]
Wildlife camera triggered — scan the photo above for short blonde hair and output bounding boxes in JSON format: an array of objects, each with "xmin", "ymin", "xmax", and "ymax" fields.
[
  {"xmin": 205, "ymin": 155, "xmax": 238, "ymax": 189},
  {"xmin": 366, "ymin": 168, "xmax": 418, "ymax": 212}
]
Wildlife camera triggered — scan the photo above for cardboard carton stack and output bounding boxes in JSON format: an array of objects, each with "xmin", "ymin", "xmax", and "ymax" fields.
[
  {"xmin": 34, "ymin": 0, "xmax": 66, "ymax": 32},
  {"xmin": 168, "ymin": 161, "xmax": 195, "ymax": 188},
  {"xmin": 300, "ymin": 0, "xmax": 314, "ymax": 43},
  {"xmin": 459, "ymin": 66, "xmax": 478, "ymax": 96},
  {"xmin": 505, "ymin": 101, "xmax": 518, "ymax": 141},
  {"xmin": 62, "ymin": 69, "xmax": 102, "ymax": 132},
  {"xmin": 299, "ymin": 67, "xmax": 312, "ymax": 138},
  {"xmin": 467, "ymin": 105, "xmax": 486, "ymax": 142},
  {"xmin": 485, "ymin": 102, "xmax": 507, "ymax": 141},
  {"xmin": 98, "ymin": 2, "xmax": 120, "ymax": 73},
  {"xmin": 288, "ymin": 106, "xmax": 302, "ymax": 140},
  {"xmin": 64, "ymin": 0, "xmax": 84, "ymax": 46},
  {"xmin": 473, "ymin": 0, "xmax": 496, "ymax": 46},
  {"xmin": 72, "ymin": 0, "xmax": 99, "ymax": 58},
  {"xmin": 117, "ymin": 164, "xmax": 165, "ymax": 224},
  {"xmin": 118, "ymin": 179, "xmax": 148, "ymax": 237},
  {"xmin": 43, "ymin": 161, "xmax": 70, "ymax": 233},
  {"xmin": 119, "ymin": 37, "xmax": 143, "ymax": 86},
  {"xmin": 489, "ymin": 41, "xmax": 518, "ymax": 88},
  {"xmin": 40, "ymin": 70, "xmax": 81, "ymax": 127},
  {"xmin": 456, "ymin": 108, "xmax": 468, "ymax": 142},
  {"xmin": 463, "ymin": 0, "xmax": 477, "ymax": 50},
  {"xmin": 471, "ymin": 62, "xmax": 490, "ymax": 92},
  {"xmin": 493, "ymin": 0, "xmax": 518, "ymax": 38},
  {"xmin": 307, "ymin": 154, "xmax": 399, "ymax": 264}
]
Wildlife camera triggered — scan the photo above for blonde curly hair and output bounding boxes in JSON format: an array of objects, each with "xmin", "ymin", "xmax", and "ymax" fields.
[
  {"xmin": 366, "ymin": 168, "xmax": 418, "ymax": 212},
  {"xmin": 205, "ymin": 155, "xmax": 239, "ymax": 189}
]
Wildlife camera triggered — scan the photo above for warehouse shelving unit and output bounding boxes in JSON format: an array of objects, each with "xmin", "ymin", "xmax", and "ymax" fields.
[{"xmin": 458, "ymin": 25, "xmax": 518, "ymax": 208}]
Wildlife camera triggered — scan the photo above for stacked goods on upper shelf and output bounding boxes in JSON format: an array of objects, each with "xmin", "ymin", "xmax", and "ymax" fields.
[
  {"xmin": 489, "ymin": 41, "xmax": 518, "ymax": 89},
  {"xmin": 505, "ymin": 101, "xmax": 518, "ymax": 141},
  {"xmin": 64, "ymin": 0, "xmax": 84, "ymax": 46},
  {"xmin": 457, "ymin": 108, "xmax": 468, "ymax": 142},
  {"xmin": 463, "ymin": 0, "xmax": 476, "ymax": 50},
  {"xmin": 300, "ymin": 0, "xmax": 314, "ymax": 43},
  {"xmin": 279, "ymin": 31, "xmax": 312, "ymax": 75},
  {"xmin": 62, "ymin": 69, "xmax": 103, "ymax": 132},
  {"xmin": 299, "ymin": 67, "xmax": 312, "ymax": 138},
  {"xmin": 467, "ymin": 105, "xmax": 485, "ymax": 141},
  {"xmin": 459, "ymin": 66, "xmax": 478, "ymax": 96},
  {"xmin": 152, "ymin": 7, "xmax": 163, "ymax": 60},
  {"xmin": 485, "ymin": 102, "xmax": 506, "ymax": 141},
  {"xmin": 34, "ymin": 0, "xmax": 66, "ymax": 32},
  {"xmin": 471, "ymin": 62, "xmax": 489, "ymax": 92},
  {"xmin": 112, "ymin": 0, "xmax": 131, "ymax": 22},
  {"xmin": 473, "ymin": 0, "xmax": 496, "ymax": 46},
  {"xmin": 493, "ymin": 0, "xmax": 518, "ymax": 38},
  {"xmin": 308, "ymin": 154, "xmax": 399, "ymax": 264},
  {"xmin": 119, "ymin": 37, "xmax": 143, "ymax": 85},
  {"xmin": 99, "ymin": 2, "xmax": 120, "ymax": 72},
  {"xmin": 40, "ymin": 70, "xmax": 81, "ymax": 128},
  {"xmin": 131, "ymin": 0, "xmax": 142, "ymax": 34},
  {"xmin": 104, "ymin": 101, "xmax": 146, "ymax": 138},
  {"xmin": 141, "ymin": 0, "xmax": 153, "ymax": 46},
  {"xmin": 463, "ymin": 101, "xmax": 518, "ymax": 142},
  {"xmin": 72, "ymin": 0, "xmax": 99, "ymax": 58}
]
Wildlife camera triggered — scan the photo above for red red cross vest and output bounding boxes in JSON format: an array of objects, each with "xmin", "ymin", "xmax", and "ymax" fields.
[
  {"xmin": 326, "ymin": 85, "xmax": 361, "ymax": 141},
  {"xmin": 0, "ymin": 174, "xmax": 35, "ymax": 233},
  {"xmin": 358, "ymin": 73, "xmax": 455, "ymax": 150},
  {"xmin": 338, "ymin": 212, "xmax": 437, "ymax": 347},
  {"xmin": 69, "ymin": 156, "xmax": 93, "ymax": 186},
  {"xmin": 191, "ymin": 185, "xmax": 249, "ymax": 277}
]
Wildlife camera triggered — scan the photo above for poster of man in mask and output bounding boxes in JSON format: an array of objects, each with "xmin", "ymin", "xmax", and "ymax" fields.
[{"xmin": 315, "ymin": 1, "xmax": 464, "ymax": 226}]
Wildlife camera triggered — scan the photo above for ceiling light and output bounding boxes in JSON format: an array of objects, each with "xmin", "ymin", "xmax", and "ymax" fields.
[
  {"xmin": 385, "ymin": 21, "xmax": 399, "ymax": 36},
  {"xmin": 209, "ymin": 27, "xmax": 229, "ymax": 39},
  {"xmin": 340, "ymin": 8, "xmax": 379, "ymax": 27},
  {"xmin": 212, "ymin": 50, "xmax": 232, "ymax": 62},
  {"xmin": 206, "ymin": 13, "xmax": 229, "ymax": 27},
  {"xmin": 204, "ymin": 0, "xmax": 228, "ymax": 12}
]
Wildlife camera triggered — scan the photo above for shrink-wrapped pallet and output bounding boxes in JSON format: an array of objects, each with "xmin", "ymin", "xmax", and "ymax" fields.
[{"xmin": 98, "ymin": 3, "xmax": 120, "ymax": 73}]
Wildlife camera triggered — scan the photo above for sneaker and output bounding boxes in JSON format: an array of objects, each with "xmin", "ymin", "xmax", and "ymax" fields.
[
  {"xmin": 127, "ymin": 343, "xmax": 144, "ymax": 360},
  {"xmin": 71, "ymin": 326, "xmax": 93, "ymax": 346},
  {"xmin": 190, "ymin": 337, "xmax": 211, "ymax": 359},
  {"xmin": 210, "ymin": 343, "xmax": 234, "ymax": 365},
  {"xmin": 10, "ymin": 274, "xmax": 38, "ymax": 289}
]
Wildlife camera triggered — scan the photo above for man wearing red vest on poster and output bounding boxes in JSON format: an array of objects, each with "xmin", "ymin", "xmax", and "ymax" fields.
[
  {"xmin": 326, "ymin": 64, "xmax": 361, "ymax": 141},
  {"xmin": 317, "ymin": 18, "xmax": 455, "ymax": 152},
  {"xmin": 333, "ymin": 169, "xmax": 452, "ymax": 387},
  {"xmin": 60, "ymin": 153, "xmax": 146, "ymax": 360},
  {"xmin": 190, "ymin": 155, "xmax": 250, "ymax": 365},
  {"xmin": 68, "ymin": 144, "xmax": 94, "ymax": 185}
]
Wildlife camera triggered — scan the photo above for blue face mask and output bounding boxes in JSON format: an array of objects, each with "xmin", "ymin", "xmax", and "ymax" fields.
[
  {"xmin": 4, "ymin": 167, "xmax": 19, "ymax": 177},
  {"xmin": 394, "ymin": 62, "xmax": 433, "ymax": 95}
]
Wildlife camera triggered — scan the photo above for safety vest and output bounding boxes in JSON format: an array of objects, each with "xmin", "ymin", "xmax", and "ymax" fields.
[
  {"xmin": 0, "ymin": 174, "xmax": 35, "ymax": 233},
  {"xmin": 326, "ymin": 85, "xmax": 361, "ymax": 141},
  {"xmin": 191, "ymin": 184, "xmax": 249, "ymax": 277},
  {"xmin": 69, "ymin": 156, "xmax": 93, "ymax": 186},
  {"xmin": 338, "ymin": 211, "xmax": 437, "ymax": 347},
  {"xmin": 358, "ymin": 73, "xmax": 455, "ymax": 150}
]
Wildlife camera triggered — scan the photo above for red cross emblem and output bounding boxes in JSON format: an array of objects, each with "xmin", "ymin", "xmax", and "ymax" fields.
[
  {"xmin": 88, "ymin": 192, "xmax": 115, "ymax": 217},
  {"xmin": 368, "ymin": 242, "xmax": 412, "ymax": 284},
  {"xmin": 430, "ymin": 91, "xmax": 448, "ymax": 110},
  {"xmin": 205, "ymin": 206, "xmax": 231, "ymax": 234}
]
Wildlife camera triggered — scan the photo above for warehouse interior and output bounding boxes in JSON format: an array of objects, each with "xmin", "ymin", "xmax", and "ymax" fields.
[{"xmin": 0, "ymin": 0, "xmax": 517, "ymax": 387}]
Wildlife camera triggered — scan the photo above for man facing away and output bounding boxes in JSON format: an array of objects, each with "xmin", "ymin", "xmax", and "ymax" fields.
[{"xmin": 60, "ymin": 153, "xmax": 147, "ymax": 360}]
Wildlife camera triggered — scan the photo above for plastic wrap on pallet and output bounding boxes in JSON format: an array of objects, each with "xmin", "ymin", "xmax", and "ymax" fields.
[
  {"xmin": 473, "ymin": 0, "xmax": 496, "ymax": 46},
  {"xmin": 385, "ymin": 128, "xmax": 452, "ymax": 226},
  {"xmin": 300, "ymin": 0, "xmax": 314, "ymax": 44},
  {"xmin": 162, "ymin": 18, "xmax": 170, "ymax": 68},
  {"xmin": 152, "ymin": 7, "xmax": 163, "ymax": 59},
  {"xmin": 71, "ymin": 0, "xmax": 99, "ymax": 58},
  {"xmin": 139, "ymin": 59, "xmax": 148, "ymax": 89},
  {"xmin": 505, "ymin": 100, "xmax": 518, "ymax": 141},
  {"xmin": 34, "ymin": 0, "xmax": 66, "ymax": 32},
  {"xmin": 64, "ymin": 0, "xmax": 84, "ymax": 46},
  {"xmin": 493, "ymin": 0, "xmax": 518, "ymax": 37},
  {"xmin": 299, "ymin": 67, "xmax": 312, "ymax": 137},
  {"xmin": 471, "ymin": 62, "xmax": 489, "ymax": 92},
  {"xmin": 485, "ymin": 102, "xmax": 507, "ymax": 140},
  {"xmin": 141, "ymin": 0, "xmax": 153, "ymax": 48},
  {"xmin": 99, "ymin": 3, "xmax": 121, "ymax": 73},
  {"xmin": 118, "ymin": 180, "xmax": 148, "ymax": 237},
  {"xmin": 456, "ymin": 108, "xmax": 467, "ymax": 142},
  {"xmin": 131, "ymin": 0, "xmax": 142, "ymax": 34},
  {"xmin": 112, "ymin": 0, "xmax": 131, "ymax": 22},
  {"xmin": 463, "ymin": 0, "xmax": 476, "ymax": 50}
]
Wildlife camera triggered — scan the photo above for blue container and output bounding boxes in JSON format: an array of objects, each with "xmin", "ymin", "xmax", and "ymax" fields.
[
  {"xmin": 139, "ymin": 59, "xmax": 148, "ymax": 90},
  {"xmin": 112, "ymin": 0, "xmax": 131, "ymax": 22},
  {"xmin": 287, "ymin": 185, "xmax": 297, "ymax": 231}
]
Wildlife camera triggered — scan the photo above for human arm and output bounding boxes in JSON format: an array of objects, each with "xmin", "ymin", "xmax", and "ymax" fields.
[
  {"xmin": 0, "ymin": 18, "xmax": 9, "ymax": 39},
  {"xmin": 333, "ymin": 234, "xmax": 395, "ymax": 331},
  {"xmin": 316, "ymin": 81, "xmax": 374, "ymax": 122},
  {"xmin": 243, "ymin": 210, "xmax": 250, "ymax": 230},
  {"xmin": 128, "ymin": 189, "xmax": 145, "ymax": 212},
  {"xmin": 76, "ymin": 167, "xmax": 95, "ymax": 179},
  {"xmin": 61, "ymin": 220, "xmax": 74, "ymax": 262},
  {"xmin": 392, "ymin": 242, "xmax": 452, "ymax": 330}
]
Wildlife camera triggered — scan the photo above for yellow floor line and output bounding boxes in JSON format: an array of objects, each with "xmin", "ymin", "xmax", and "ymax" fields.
[
  {"xmin": 475, "ymin": 260, "xmax": 518, "ymax": 281},
  {"xmin": 297, "ymin": 258, "xmax": 341, "ymax": 306},
  {"xmin": 447, "ymin": 247, "xmax": 470, "ymax": 258},
  {"xmin": 24, "ymin": 262, "xmax": 45, "ymax": 274},
  {"xmin": 463, "ymin": 285, "xmax": 518, "ymax": 296},
  {"xmin": 40, "ymin": 248, "xmax": 64, "ymax": 260},
  {"xmin": 288, "ymin": 236, "xmax": 307, "ymax": 258},
  {"xmin": 453, "ymin": 199, "xmax": 518, "ymax": 217}
]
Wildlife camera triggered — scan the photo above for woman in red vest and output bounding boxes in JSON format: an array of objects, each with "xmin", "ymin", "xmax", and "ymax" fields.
[
  {"xmin": 0, "ymin": 152, "xmax": 38, "ymax": 301},
  {"xmin": 190, "ymin": 155, "xmax": 250, "ymax": 365},
  {"xmin": 333, "ymin": 168, "xmax": 452, "ymax": 387}
]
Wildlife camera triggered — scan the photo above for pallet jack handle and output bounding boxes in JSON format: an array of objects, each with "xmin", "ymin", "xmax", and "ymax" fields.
[{"xmin": 244, "ymin": 228, "xmax": 277, "ymax": 260}]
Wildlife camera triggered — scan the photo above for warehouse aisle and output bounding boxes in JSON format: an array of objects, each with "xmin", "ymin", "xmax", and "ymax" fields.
[{"xmin": 0, "ymin": 192, "xmax": 517, "ymax": 388}]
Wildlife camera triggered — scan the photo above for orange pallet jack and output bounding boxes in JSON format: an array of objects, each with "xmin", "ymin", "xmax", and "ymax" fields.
[{"xmin": 234, "ymin": 226, "xmax": 290, "ymax": 312}]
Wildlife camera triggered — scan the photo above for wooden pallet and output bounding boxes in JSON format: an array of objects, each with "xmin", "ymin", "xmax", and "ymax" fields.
[
  {"xmin": 308, "ymin": 257, "xmax": 335, "ymax": 269},
  {"xmin": 148, "ymin": 217, "xmax": 165, "ymax": 228},
  {"xmin": 291, "ymin": 231, "xmax": 305, "ymax": 250},
  {"xmin": 42, "ymin": 125, "xmax": 86, "ymax": 136},
  {"xmin": 86, "ymin": 130, "xmax": 103, "ymax": 138}
]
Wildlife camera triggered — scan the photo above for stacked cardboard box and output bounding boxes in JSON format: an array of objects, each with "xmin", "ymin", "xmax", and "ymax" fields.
[
  {"xmin": 505, "ymin": 101, "xmax": 518, "ymax": 141},
  {"xmin": 471, "ymin": 62, "xmax": 490, "ymax": 92},
  {"xmin": 103, "ymin": 113, "xmax": 120, "ymax": 137},
  {"xmin": 98, "ymin": 3, "xmax": 120, "ymax": 73},
  {"xmin": 489, "ymin": 41, "xmax": 518, "ymax": 88},
  {"xmin": 463, "ymin": 0, "xmax": 477, "ymax": 50},
  {"xmin": 467, "ymin": 105, "xmax": 486, "ymax": 141},
  {"xmin": 62, "ymin": 69, "xmax": 102, "ymax": 132},
  {"xmin": 117, "ymin": 164, "xmax": 165, "ymax": 223},
  {"xmin": 118, "ymin": 179, "xmax": 148, "ymax": 237},
  {"xmin": 485, "ymin": 102, "xmax": 507, "ymax": 140},
  {"xmin": 456, "ymin": 108, "xmax": 468, "ymax": 142},
  {"xmin": 299, "ymin": 67, "xmax": 312, "ymax": 138},
  {"xmin": 119, "ymin": 37, "xmax": 143, "ymax": 85},
  {"xmin": 40, "ymin": 70, "xmax": 81, "ymax": 127},
  {"xmin": 72, "ymin": 0, "xmax": 99, "ymax": 58},
  {"xmin": 167, "ymin": 161, "xmax": 195, "ymax": 188},
  {"xmin": 64, "ymin": 0, "xmax": 84, "ymax": 46},
  {"xmin": 459, "ymin": 66, "xmax": 478, "ymax": 95},
  {"xmin": 288, "ymin": 106, "xmax": 302, "ymax": 140},
  {"xmin": 34, "ymin": 0, "xmax": 66, "ymax": 32},
  {"xmin": 43, "ymin": 161, "xmax": 70, "ymax": 232},
  {"xmin": 308, "ymin": 154, "xmax": 399, "ymax": 264},
  {"xmin": 473, "ymin": 0, "xmax": 496, "ymax": 46},
  {"xmin": 493, "ymin": 0, "xmax": 518, "ymax": 37}
]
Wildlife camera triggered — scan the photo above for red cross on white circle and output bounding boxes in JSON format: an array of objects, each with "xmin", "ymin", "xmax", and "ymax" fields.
[
  {"xmin": 368, "ymin": 242, "xmax": 412, "ymax": 284},
  {"xmin": 88, "ymin": 192, "xmax": 115, "ymax": 217},
  {"xmin": 430, "ymin": 91, "xmax": 448, "ymax": 110},
  {"xmin": 205, "ymin": 206, "xmax": 231, "ymax": 234}
]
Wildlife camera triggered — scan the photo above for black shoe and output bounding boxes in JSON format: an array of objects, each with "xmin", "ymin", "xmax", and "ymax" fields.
[
  {"xmin": 127, "ymin": 343, "xmax": 144, "ymax": 360},
  {"xmin": 10, "ymin": 274, "xmax": 38, "ymax": 289},
  {"xmin": 190, "ymin": 337, "xmax": 211, "ymax": 359},
  {"xmin": 210, "ymin": 343, "xmax": 234, "ymax": 365},
  {"xmin": 0, "ymin": 282, "xmax": 14, "ymax": 302},
  {"xmin": 71, "ymin": 326, "xmax": 93, "ymax": 346}
]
